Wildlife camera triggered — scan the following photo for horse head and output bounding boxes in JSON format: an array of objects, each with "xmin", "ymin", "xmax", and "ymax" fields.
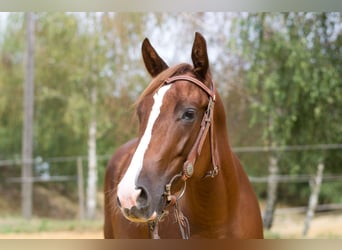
[{"xmin": 116, "ymin": 32, "xmax": 217, "ymax": 223}]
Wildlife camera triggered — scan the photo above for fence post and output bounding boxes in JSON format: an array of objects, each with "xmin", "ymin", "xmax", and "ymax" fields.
[
  {"xmin": 77, "ymin": 157, "xmax": 85, "ymax": 220},
  {"xmin": 263, "ymin": 156, "xmax": 279, "ymax": 229},
  {"xmin": 302, "ymin": 162, "xmax": 325, "ymax": 237}
]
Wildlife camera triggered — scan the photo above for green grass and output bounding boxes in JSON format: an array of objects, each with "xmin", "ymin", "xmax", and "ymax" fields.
[
  {"xmin": 263, "ymin": 230, "xmax": 281, "ymax": 239},
  {"xmin": 0, "ymin": 216, "xmax": 103, "ymax": 234}
]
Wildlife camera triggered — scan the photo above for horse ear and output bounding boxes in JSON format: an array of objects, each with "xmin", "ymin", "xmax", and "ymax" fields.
[
  {"xmin": 142, "ymin": 38, "xmax": 169, "ymax": 77},
  {"xmin": 191, "ymin": 32, "xmax": 210, "ymax": 81}
]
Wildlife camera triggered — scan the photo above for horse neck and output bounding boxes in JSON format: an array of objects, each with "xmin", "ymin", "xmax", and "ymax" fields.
[{"xmin": 184, "ymin": 95, "xmax": 240, "ymax": 227}]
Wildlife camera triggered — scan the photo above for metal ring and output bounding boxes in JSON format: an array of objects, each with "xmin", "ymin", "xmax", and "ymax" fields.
[
  {"xmin": 176, "ymin": 180, "xmax": 186, "ymax": 201},
  {"xmin": 165, "ymin": 172, "xmax": 187, "ymax": 202}
]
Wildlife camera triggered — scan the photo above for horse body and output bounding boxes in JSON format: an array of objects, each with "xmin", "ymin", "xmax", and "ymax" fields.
[{"xmin": 104, "ymin": 33, "xmax": 263, "ymax": 239}]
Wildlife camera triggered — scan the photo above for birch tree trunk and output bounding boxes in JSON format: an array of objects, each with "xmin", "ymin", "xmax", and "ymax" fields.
[
  {"xmin": 77, "ymin": 157, "xmax": 85, "ymax": 220},
  {"xmin": 302, "ymin": 162, "xmax": 325, "ymax": 237},
  {"xmin": 263, "ymin": 156, "xmax": 279, "ymax": 229},
  {"xmin": 86, "ymin": 87, "xmax": 97, "ymax": 219},
  {"xmin": 22, "ymin": 12, "xmax": 35, "ymax": 219}
]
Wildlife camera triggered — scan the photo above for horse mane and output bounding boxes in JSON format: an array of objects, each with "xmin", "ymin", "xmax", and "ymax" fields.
[{"xmin": 135, "ymin": 63, "xmax": 194, "ymax": 106}]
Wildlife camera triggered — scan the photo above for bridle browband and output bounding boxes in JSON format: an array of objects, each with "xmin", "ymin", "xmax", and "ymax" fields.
[{"xmin": 148, "ymin": 74, "xmax": 220, "ymax": 239}]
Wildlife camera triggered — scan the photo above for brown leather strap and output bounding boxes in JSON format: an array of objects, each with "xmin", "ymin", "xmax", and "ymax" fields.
[
  {"xmin": 158, "ymin": 74, "xmax": 219, "ymax": 240},
  {"xmin": 163, "ymin": 75, "xmax": 219, "ymax": 181},
  {"xmin": 164, "ymin": 75, "xmax": 215, "ymax": 99}
]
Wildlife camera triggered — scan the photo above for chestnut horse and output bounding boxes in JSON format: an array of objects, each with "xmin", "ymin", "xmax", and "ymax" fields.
[{"xmin": 104, "ymin": 32, "xmax": 263, "ymax": 239}]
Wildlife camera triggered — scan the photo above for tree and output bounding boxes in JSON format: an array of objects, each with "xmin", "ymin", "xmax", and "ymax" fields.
[
  {"xmin": 236, "ymin": 13, "xmax": 342, "ymax": 204},
  {"xmin": 21, "ymin": 12, "xmax": 35, "ymax": 219},
  {"xmin": 0, "ymin": 13, "xmax": 25, "ymax": 160},
  {"xmin": 1, "ymin": 12, "xmax": 340, "ymax": 219},
  {"xmin": 34, "ymin": 12, "xmax": 152, "ymax": 218}
]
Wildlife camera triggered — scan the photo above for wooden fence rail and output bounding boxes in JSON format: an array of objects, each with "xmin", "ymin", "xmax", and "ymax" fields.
[
  {"xmin": 250, "ymin": 162, "xmax": 342, "ymax": 237},
  {"xmin": 6, "ymin": 176, "xmax": 77, "ymax": 183},
  {"xmin": 249, "ymin": 174, "xmax": 342, "ymax": 183},
  {"xmin": 2, "ymin": 145, "xmax": 342, "ymax": 236},
  {"xmin": 4, "ymin": 157, "xmax": 86, "ymax": 221}
]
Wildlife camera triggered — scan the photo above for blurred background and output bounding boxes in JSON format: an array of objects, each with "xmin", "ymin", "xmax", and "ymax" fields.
[{"xmin": 0, "ymin": 12, "xmax": 341, "ymax": 239}]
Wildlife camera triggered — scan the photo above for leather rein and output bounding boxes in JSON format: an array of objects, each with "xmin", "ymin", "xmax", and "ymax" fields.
[{"xmin": 148, "ymin": 75, "xmax": 220, "ymax": 239}]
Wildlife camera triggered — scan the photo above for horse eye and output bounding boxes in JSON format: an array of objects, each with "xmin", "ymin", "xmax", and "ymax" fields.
[{"xmin": 181, "ymin": 109, "xmax": 196, "ymax": 121}]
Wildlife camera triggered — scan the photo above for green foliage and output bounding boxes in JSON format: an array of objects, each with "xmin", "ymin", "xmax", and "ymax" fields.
[
  {"xmin": 0, "ymin": 13, "xmax": 149, "ymax": 190},
  {"xmin": 0, "ymin": 13, "xmax": 341, "ymax": 207},
  {"xmin": 235, "ymin": 13, "xmax": 342, "ymax": 204},
  {"xmin": 0, "ymin": 13, "xmax": 25, "ymax": 159}
]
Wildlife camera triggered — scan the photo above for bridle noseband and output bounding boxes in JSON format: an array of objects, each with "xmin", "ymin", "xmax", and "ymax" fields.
[{"xmin": 148, "ymin": 74, "xmax": 220, "ymax": 239}]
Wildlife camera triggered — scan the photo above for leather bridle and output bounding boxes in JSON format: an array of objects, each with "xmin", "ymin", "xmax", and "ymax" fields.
[
  {"xmin": 148, "ymin": 74, "xmax": 220, "ymax": 239},
  {"xmin": 164, "ymin": 75, "xmax": 219, "ymax": 181}
]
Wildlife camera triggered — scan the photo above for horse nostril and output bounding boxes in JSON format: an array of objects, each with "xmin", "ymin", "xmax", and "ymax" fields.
[{"xmin": 136, "ymin": 186, "xmax": 149, "ymax": 208}]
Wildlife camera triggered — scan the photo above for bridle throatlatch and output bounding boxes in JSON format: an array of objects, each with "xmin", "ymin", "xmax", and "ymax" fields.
[{"xmin": 148, "ymin": 75, "xmax": 220, "ymax": 239}]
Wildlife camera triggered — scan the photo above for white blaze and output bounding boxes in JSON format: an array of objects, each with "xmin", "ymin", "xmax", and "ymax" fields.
[{"xmin": 117, "ymin": 85, "xmax": 172, "ymax": 209}]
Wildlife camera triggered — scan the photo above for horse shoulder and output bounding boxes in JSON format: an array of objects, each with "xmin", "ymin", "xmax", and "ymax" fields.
[{"xmin": 232, "ymin": 153, "xmax": 264, "ymax": 238}]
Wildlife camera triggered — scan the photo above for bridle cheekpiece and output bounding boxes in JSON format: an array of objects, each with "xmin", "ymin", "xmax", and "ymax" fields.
[{"xmin": 164, "ymin": 75, "xmax": 219, "ymax": 181}]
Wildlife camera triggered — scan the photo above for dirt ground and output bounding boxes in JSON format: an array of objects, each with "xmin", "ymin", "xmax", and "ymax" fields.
[
  {"xmin": 269, "ymin": 210, "xmax": 342, "ymax": 239},
  {"xmin": 0, "ymin": 231, "xmax": 103, "ymax": 239},
  {"xmin": 0, "ymin": 210, "xmax": 341, "ymax": 239}
]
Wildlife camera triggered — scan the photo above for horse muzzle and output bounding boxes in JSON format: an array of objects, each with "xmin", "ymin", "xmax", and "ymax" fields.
[
  {"xmin": 120, "ymin": 206, "xmax": 157, "ymax": 223},
  {"xmin": 116, "ymin": 186, "xmax": 160, "ymax": 223}
]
